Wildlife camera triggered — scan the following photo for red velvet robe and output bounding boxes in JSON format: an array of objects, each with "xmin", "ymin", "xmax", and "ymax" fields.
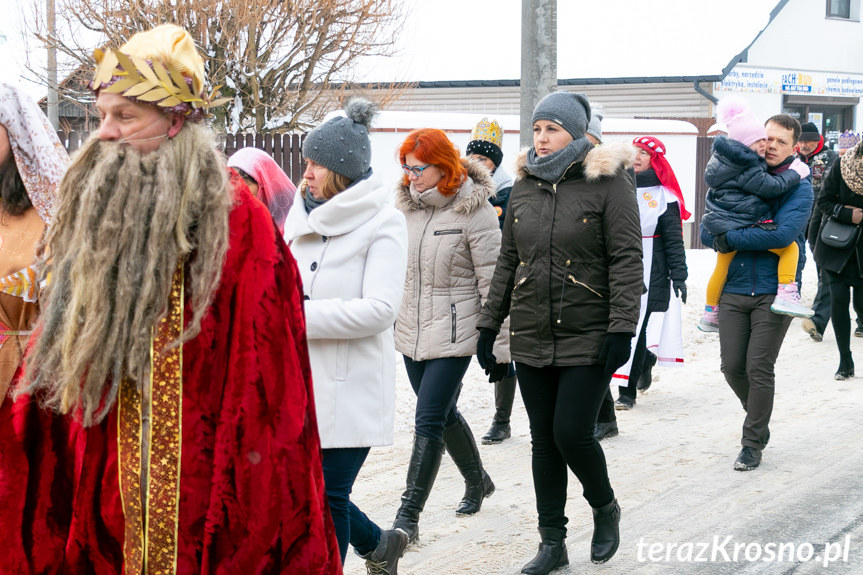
[{"xmin": 0, "ymin": 174, "xmax": 342, "ymax": 574}]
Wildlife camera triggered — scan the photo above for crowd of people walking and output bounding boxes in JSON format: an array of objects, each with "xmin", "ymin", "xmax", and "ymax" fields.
[{"xmin": 0, "ymin": 21, "xmax": 857, "ymax": 575}]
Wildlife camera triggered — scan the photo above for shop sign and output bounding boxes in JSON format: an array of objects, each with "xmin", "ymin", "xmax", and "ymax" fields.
[{"xmin": 715, "ymin": 67, "xmax": 863, "ymax": 97}]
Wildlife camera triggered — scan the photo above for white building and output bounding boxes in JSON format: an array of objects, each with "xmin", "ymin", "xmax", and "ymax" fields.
[{"xmin": 714, "ymin": 0, "xmax": 863, "ymax": 147}]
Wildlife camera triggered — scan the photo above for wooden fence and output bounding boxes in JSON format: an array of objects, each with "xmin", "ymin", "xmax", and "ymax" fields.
[
  {"xmin": 222, "ymin": 133, "xmax": 306, "ymax": 183},
  {"xmin": 56, "ymin": 131, "xmax": 307, "ymax": 183},
  {"xmin": 690, "ymin": 135, "xmax": 714, "ymax": 249}
]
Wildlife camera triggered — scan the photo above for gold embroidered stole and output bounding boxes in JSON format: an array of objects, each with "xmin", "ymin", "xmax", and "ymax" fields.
[{"xmin": 118, "ymin": 264, "xmax": 184, "ymax": 575}]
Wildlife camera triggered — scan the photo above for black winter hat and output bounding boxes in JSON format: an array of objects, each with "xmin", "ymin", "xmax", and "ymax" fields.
[
  {"xmin": 799, "ymin": 122, "xmax": 821, "ymax": 142},
  {"xmin": 466, "ymin": 140, "xmax": 503, "ymax": 167}
]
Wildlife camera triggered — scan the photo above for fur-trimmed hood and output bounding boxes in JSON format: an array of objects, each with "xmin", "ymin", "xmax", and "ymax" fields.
[
  {"xmin": 514, "ymin": 140, "xmax": 635, "ymax": 182},
  {"xmin": 395, "ymin": 158, "xmax": 498, "ymax": 215}
]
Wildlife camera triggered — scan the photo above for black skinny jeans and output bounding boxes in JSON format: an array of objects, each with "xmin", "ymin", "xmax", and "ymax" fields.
[
  {"xmin": 516, "ymin": 362, "xmax": 615, "ymax": 532},
  {"xmin": 827, "ymin": 271, "xmax": 863, "ymax": 359}
]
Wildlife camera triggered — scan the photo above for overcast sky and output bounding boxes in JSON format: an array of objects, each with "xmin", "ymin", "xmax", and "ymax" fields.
[
  {"xmin": 1, "ymin": 0, "xmax": 778, "ymax": 103},
  {"xmin": 356, "ymin": 0, "xmax": 778, "ymax": 81}
]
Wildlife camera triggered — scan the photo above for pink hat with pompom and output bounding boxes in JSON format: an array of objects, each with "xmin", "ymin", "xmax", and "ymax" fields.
[{"xmin": 716, "ymin": 96, "xmax": 767, "ymax": 148}]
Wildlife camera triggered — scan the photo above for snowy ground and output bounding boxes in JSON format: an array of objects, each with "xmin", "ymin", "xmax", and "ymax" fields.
[{"xmin": 344, "ymin": 248, "xmax": 863, "ymax": 575}]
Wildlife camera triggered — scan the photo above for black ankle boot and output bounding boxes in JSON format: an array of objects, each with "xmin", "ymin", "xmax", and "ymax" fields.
[
  {"xmin": 836, "ymin": 352, "xmax": 855, "ymax": 380},
  {"xmin": 637, "ymin": 352, "xmax": 656, "ymax": 391},
  {"xmin": 360, "ymin": 529, "xmax": 408, "ymax": 575},
  {"xmin": 590, "ymin": 498, "xmax": 620, "ymax": 564},
  {"xmin": 482, "ymin": 375, "xmax": 517, "ymax": 444},
  {"xmin": 521, "ymin": 527, "xmax": 569, "ymax": 574},
  {"xmin": 392, "ymin": 436, "xmax": 444, "ymax": 543},
  {"xmin": 444, "ymin": 413, "xmax": 495, "ymax": 515}
]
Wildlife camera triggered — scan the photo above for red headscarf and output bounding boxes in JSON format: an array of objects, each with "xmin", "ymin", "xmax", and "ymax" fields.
[{"xmin": 632, "ymin": 136, "xmax": 691, "ymax": 220}]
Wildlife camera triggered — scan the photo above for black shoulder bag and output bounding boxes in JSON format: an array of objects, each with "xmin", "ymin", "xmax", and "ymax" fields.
[{"xmin": 820, "ymin": 218, "xmax": 860, "ymax": 249}]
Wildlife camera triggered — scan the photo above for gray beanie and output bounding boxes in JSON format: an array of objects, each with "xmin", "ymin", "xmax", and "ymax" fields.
[
  {"xmin": 587, "ymin": 104, "xmax": 604, "ymax": 143},
  {"xmin": 531, "ymin": 91, "xmax": 592, "ymax": 140},
  {"xmin": 303, "ymin": 97, "xmax": 376, "ymax": 181}
]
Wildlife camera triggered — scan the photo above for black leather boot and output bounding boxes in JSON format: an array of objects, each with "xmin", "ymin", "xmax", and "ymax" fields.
[
  {"xmin": 444, "ymin": 413, "xmax": 495, "ymax": 515},
  {"xmin": 590, "ymin": 498, "xmax": 620, "ymax": 564},
  {"xmin": 392, "ymin": 435, "xmax": 444, "ymax": 543},
  {"xmin": 521, "ymin": 527, "xmax": 569, "ymax": 574},
  {"xmin": 836, "ymin": 351, "xmax": 855, "ymax": 380},
  {"xmin": 482, "ymin": 375, "xmax": 517, "ymax": 444}
]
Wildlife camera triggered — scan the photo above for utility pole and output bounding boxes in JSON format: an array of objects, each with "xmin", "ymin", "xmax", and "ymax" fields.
[
  {"xmin": 519, "ymin": 0, "xmax": 557, "ymax": 148},
  {"xmin": 47, "ymin": 0, "xmax": 59, "ymax": 129},
  {"xmin": 519, "ymin": 0, "xmax": 556, "ymax": 148}
]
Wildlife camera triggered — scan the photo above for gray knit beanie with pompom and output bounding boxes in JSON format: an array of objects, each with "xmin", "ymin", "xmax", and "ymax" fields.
[{"xmin": 303, "ymin": 97, "xmax": 377, "ymax": 181}]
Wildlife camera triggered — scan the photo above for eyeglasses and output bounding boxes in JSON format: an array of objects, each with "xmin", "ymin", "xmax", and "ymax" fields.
[{"xmin": 402, "ymin": 164, "xmax": 433, "ymax": 177}]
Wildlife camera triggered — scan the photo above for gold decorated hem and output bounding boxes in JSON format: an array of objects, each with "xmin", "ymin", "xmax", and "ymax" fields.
[{"xmin": 118, "ymin": 262, "xmax": 184, "ymax": 575}]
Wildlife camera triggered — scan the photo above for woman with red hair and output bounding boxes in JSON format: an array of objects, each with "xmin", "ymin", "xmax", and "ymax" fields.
[{"xmin": 392, "ymin": 128, "xmax": 509, "ymax": 544}]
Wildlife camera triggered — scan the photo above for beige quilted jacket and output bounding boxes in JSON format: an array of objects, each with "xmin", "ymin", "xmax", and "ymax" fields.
[{"xmin": 394, "ymin": 160, "xmax": 510, "ymax": 363}]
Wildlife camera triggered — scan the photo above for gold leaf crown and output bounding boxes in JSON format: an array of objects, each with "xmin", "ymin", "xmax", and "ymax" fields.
[
  {"xmin": 470, "ymin": 118, "xmax": 503, "ymax": 149},
  {"xmin": 91, "ymin": 25, "xmax": 229, "ymax": 113}
]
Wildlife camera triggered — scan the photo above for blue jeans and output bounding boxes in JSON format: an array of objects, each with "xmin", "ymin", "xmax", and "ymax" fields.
[
  {"xmin": 322, "ymin": 447, "xmax": 381, "ymax": 563},
  {"xmin": 403, "ymin": 355, "xmax": 472, "ymax": 442}
]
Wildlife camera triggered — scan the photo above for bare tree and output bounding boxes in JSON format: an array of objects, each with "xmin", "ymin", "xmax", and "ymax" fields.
[{"xmin": 25, "ymin": 0, "xmax": 408, "ymax": 132}]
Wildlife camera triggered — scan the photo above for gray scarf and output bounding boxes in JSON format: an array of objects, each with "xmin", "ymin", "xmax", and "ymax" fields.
[
  {"xmin": 524, "ymin": 137, "xmax": 593, "ymax": 183},
  {"xmin": 304, "ymin": 190, "xmax": 328, "ymax": 212},
  {"xmin": 303, "ymin": 169, "xmax": 374, "ymax": 212}
]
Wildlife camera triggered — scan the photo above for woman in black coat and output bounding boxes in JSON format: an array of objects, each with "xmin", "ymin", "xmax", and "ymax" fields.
[
  {"xmin": 813, "ymin": 141, "xmax": 863, "ymax": 379},
  {"xmin": 614, "ymin": 137, "xmax": 689, "ymax": 410},
  {"xmin": 477, "ymin": 92, "xmax": 642, "ymax": 573}
]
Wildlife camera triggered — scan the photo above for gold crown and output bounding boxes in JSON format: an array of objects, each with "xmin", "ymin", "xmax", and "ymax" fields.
[
  {"xmin": 470, "ymin": 118, "xmax": 503, "ymax": 149},
  {"xmin": 92, "ymin": 24, "xmax": 229, "ymax": 112}
]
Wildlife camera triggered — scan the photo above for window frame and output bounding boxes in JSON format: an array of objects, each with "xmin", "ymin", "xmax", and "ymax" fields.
[{"xmin": 826, "ymin": 0, "xmax": 860, "ymax": 21}]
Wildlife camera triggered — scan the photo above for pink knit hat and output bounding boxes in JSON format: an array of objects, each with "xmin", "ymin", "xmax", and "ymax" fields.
[{"xmin": 716, "ymin": 96, "xmax": 767, "ymax": 148}]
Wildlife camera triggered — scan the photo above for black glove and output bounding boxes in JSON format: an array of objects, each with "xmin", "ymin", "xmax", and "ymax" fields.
[
  {"xmin": 598, "ymin": 332, "xmax": 633, "ymax": 375},
  {"xmin": 476, "ymin": 328, "xmax": 498, "ymax": 371},
  {"xmin": 713, "ymin": 233, "xmax": 732, "ymax": 254},
  {"xmin": 487, "ymin": 363, "xmax": 509, "ymax": 383},
  {"xmin": 755, "ymin": 222, "xmax": 778, "ymax": 231},
  {"xmin": 673, "ymin": 281, "xmax": 687, "ymax": 304}
]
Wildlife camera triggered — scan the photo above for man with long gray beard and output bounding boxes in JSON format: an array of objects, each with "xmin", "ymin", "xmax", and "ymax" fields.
[{"xmin": 0, "ymin": 25, "xmax": 341, "ymax": 573}]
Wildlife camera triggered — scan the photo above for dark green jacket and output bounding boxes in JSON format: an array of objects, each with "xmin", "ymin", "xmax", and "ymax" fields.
[{"xmin": 477, "ymin": 141, "xmax": 643, "ymax": 367}]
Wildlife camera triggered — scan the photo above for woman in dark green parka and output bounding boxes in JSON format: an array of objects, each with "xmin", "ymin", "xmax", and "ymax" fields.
[{"xmin": 476, "ymin": 92, "xmax": 643, "ymax": 574}]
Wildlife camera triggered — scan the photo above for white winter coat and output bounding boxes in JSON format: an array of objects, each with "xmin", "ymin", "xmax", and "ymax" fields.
[{"xmin": 283, "ymin": 174, "xmax": 408, "ymax": 449}]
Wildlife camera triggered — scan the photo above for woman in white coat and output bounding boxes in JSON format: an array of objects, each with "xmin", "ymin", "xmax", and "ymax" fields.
[{"xmin": 283, "ymin": 98, "xmax": 409, "ymax": 573}]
